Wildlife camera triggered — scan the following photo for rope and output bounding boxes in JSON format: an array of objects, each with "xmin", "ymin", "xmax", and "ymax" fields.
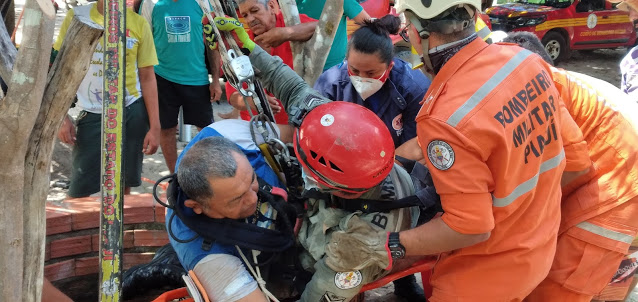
[
  {"xmin": 10, "ymin": 7, "xmax": 23, "ymax": 43},
  {"xmin": 235, "ymin": 246, "xmax": 280, "ymax": 302}
]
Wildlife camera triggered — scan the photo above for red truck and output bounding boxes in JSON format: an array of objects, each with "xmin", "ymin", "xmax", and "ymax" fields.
[{"xmin": 486, "ymin": 0, "xmax": 637, "ymax": 63}]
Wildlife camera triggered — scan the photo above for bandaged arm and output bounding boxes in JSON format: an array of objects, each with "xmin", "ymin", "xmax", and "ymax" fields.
[{"xmin": 193, "ymin": 254, "xmax": 266, "ymax": 302}]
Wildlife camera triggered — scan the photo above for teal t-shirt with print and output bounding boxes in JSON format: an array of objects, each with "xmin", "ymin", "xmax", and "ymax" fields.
[
  {"xmin": 147, "ymin": 0, "xmax": 209, "ymax": 85},
  {"xmin": 295, "ymin": 0, "xmax": 363, "ymax": 70}
]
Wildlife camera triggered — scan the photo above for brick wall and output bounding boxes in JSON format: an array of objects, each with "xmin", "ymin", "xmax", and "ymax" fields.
[{"xmin": 45, "ymin": 193, "xmax": 169, "ymax": 284}]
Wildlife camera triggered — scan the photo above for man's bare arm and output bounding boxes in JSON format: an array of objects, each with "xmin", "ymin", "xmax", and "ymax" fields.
[
  {"xmin": 206, "ymin": 47, "xmax": 222, "ymax": 101},
  {"xmin": 395, "ymin": 137, "xmax": 425, "ymax": 163},
  {"xmin": 139, "ymin": 66, "xmax": 160, "ymax": 155},
  {"xmin": 254, "ymin": 21, "xmax": 318, "ymax": 48},
  {"xmin": 401, "ymin": 217, "xmax": 490, "ymax": 257},
  {"xmin": 351, "ymin": 10, "xmax": 370, "ymax": 25}
]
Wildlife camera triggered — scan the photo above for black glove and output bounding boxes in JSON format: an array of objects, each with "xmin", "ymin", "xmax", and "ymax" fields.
[{"xmin": 288, "ymin": 94, "xmax": 331, "ymax": 127}]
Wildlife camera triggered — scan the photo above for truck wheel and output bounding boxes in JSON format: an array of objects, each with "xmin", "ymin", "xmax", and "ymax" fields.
[{"xmin": 542, "ymin": 32, "xmax": 569, "ymax": 64}]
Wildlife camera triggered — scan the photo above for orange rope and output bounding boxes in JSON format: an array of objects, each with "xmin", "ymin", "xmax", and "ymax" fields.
[
  {"xmin": 142, "ymin": 177, "xmax": 167, "ymax": 190},
  {"xmin": 11, "ymin": 8, "xmax": 25, "ymax": 43}
]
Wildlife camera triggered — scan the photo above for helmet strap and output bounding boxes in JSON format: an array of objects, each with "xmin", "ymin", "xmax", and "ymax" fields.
[
  {"xmin": 420, "ymin": 39, "xmax": 434, "ymax": 79},
  {"xmin": 408, "ymin": 14, "xmax": 435, "ymax": 78}
]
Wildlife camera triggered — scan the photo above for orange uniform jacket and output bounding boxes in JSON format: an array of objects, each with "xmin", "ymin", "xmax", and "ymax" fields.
[
  {"xmin": 552, "ymin": 68, "xmax": 638, "ymax": 252},
  {"xmin": 416, "ymin": 39, "xmax": 590, "ymax": 301}
]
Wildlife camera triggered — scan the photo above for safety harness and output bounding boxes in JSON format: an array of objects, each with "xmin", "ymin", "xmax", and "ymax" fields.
[
  {"xmin": 154, "ymin": 174, "xmax": 307, "ymax": 301},
  {"xmin": 302, "ymin": 156, "xmax": 443, "ymax": 223},
  {"xmin": 154, "ymin": 174, "xmax": 299, "ymax": 254}
]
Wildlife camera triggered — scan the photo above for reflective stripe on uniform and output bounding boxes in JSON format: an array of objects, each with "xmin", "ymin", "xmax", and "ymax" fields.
[
  {"xmin": 575, "ymin": 221, "xmax": 635, "ymax": 244},
  {"xmin": 493, "ymin": 149, "xmax": 565, "ymax": 207},
  {"xmin": 447, "ymin": 50, "xmax": 533, "ymax": 127},
  {"xmin": 475, "ymin": 18, "xmax": 492, "ymax": 41},
  {"xmin": 477, "ymin": 26, "xmax": 492, "ymax": 41}
]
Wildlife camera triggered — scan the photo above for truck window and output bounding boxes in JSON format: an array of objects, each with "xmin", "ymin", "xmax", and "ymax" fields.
[
  {"xmin": 518, "ymin": 0, "xmax": 572, "ymax": 8},
  {"xmin": 575, "ymin": 0, "xmax": 606, "ymax": 12}
]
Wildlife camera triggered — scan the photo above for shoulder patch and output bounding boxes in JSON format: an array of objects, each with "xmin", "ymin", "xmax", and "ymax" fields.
[
  {"xmin": 334, "ymin": 271, "xmax": 362, "ymax": 290},
  {"xmin": 427, "ymin": 140, "xmax": 455, "ymax": 170}
]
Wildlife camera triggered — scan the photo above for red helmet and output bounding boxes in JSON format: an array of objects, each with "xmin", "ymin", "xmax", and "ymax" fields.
[{"xmin": 293, "ymin": 102, "xmax": 395, "ymax": 193}]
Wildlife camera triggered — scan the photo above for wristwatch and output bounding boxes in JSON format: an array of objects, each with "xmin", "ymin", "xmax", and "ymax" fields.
[{"xmin": 388, "ymin": 232, "xmax": 406, "ymax": 259}]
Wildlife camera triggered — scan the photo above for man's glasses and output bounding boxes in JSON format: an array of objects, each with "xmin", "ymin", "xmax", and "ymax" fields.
[{"xmin": 399, "ymin": 24, "xmax": 411, "ymax": 43}]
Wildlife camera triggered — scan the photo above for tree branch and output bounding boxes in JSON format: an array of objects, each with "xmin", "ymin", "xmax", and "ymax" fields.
[
  {"xmin": 0, "ymin": 0, "xmax": 54, "ymax": 300},
  {"xmin": 278, "ymin": 0, "xmax": 302, "ymax": 75},
  {"xmin": 299, "ymin": 0, "xmax": 343, "ymax": 86},
  {"xmin": 22, "ymin": 14, "xmax": 102, "ymax": 302}
]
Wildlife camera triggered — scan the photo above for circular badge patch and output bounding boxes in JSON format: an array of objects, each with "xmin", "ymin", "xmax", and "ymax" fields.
[
  {"xmin": 334, "ymin": 271, "xmax": 362, "ymax": 290},
  {"xmin": 587, "ymin": 13, "xmax": 597, "ymax": 29},
  {"xmin": 320, "ymin": 114, "xmax": 335, "ymax": 126},
  {"xmin": 392, "ymin": 113, "xmax": 403, "ymax": 131},
  {"xmin": 427, "ymin": 140, "xmax": 455, "ymax": 170}
]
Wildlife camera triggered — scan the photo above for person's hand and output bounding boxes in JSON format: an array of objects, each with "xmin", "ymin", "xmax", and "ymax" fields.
[
  {"xmin": 229, "ymin": 92, "xmax": 249, "ymax": 111},
  {"xmin": 266, "ymin": 95, "xmax": 281, "ymax": 114},
  {"xmin": 210, "ymin": 81, "xmax": 222, "ymax": 102},
  {"xmin": 254, "ymin": 27, "xmax": 288, "ymax": 49},
  {"xmin": 58, "ymin": 115, "xmax": 76, "ymax": 146},
  {"xmin": 142, "ymin": 127, "xmax": 160, "ymax": 155},
  {"xmin": 325, "ymin": 215, "xmax": 392, "ymax": 272},
  {"xmin": 213, "ymin": 16, "xmax": 255, "ymax": 52}
]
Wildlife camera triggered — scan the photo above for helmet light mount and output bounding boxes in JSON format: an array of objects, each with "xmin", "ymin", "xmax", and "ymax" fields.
[{"xmin": 403, "ymin": 3, "xmax": 477, "ymax": 78}]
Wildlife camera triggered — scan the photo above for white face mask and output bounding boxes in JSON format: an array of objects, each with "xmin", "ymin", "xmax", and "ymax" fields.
[
  {"xmin": 301, "ymin": 166, "xmax": 321, "ymax": 192},
  {"xmin": 349, "ymin": 69, "xmax": 389, "ymax": 100}
]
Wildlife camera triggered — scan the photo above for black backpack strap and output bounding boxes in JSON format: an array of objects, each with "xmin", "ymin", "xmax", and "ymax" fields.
[
  {"xmin": 395, "ymin": 155, "xmax": 417, "ymax": 174},
  {"xmin": 337, "ymin": 195, "xmax": 422, "ymax": 214},
  {"xmin": 173, "ymin": 189, "xmax": 295, "ymax": 252},
  {"xmin": 166, "ymin": 175, "xmax": 296, "ymax": 253},
  {"xmin": 336, "ymin": 186, "xmax": 442, "ymax": 224}
]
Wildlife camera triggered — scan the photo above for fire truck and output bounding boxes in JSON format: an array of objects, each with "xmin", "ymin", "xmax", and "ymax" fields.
[{"xmin": 486, "ymin": 0, "xmax": 637, "ymax": 63}]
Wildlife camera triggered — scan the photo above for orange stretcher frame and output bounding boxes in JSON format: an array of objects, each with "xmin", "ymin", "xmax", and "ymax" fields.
[
  {"xmin": 152, "ymin": 258, "xmax": 436, "ymax": 301},
  {"xmin": 360, "ymin": 257, "xmax": 435, "ymax": 297}
]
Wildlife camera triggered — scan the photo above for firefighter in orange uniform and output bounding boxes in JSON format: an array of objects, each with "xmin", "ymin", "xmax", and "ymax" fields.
[
  {"xmin": 322, "ymin": 1, "xmax": 592, "ymax": 301},
  {"xmin": 499, "ymin": 31, "xmax": 638, "ymax": 302}
]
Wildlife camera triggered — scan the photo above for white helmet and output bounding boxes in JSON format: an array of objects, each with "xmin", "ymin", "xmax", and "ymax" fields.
[
  {"xmin": 395, "ymin": 0, "xmax": 482, "ymax": 78},
  {"xmin": 395, "ymin": 0, "xmax": 482, "ymax": 20},
  {"xmin": 608, "ymin": 0, "xmax": 638, "ymax": 12}
]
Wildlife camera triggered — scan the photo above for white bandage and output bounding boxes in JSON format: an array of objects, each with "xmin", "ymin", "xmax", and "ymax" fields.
[{"xmin": 193, "ymin": 254, "xmax": 258, "ymax": 302}]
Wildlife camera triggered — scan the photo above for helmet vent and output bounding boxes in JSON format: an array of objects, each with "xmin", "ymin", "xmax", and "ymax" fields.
[
  {"xmin": 310, "ymin": 150, "xmax": 319, "ymax": 159},
  {"xmin": 318, "ymin": 157, "xmax": 327, "ymax": 166},
  {"xmin": 329, "ymin": 161, "xmax": 343, "ymax": 173}
]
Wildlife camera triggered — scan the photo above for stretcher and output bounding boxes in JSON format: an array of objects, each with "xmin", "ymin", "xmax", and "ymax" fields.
[{"xmin": 152, "ymin": 258, "xmax": 436, "ymax": 302}]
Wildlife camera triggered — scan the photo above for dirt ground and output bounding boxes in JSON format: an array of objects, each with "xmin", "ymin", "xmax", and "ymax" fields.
[{"xmin": 18, "ymin": 0, "xmax": 634, "ymax": 300}]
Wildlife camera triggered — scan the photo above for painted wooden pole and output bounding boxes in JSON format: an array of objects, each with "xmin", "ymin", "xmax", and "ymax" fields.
[{"xmin": 100, "ymin": 0, "xmax": 125, "ymax": 298}]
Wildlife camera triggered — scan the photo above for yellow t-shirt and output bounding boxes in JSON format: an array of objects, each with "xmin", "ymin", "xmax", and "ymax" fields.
[{"xmin": 54, "ymin": 3, "xmax": 158, "ymax": 113}]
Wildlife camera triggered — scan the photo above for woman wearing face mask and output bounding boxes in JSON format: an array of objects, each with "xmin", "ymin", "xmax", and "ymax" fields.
[{"xmin": 313, "ymin": 15, "xmax": 431, "ymax": 148}]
